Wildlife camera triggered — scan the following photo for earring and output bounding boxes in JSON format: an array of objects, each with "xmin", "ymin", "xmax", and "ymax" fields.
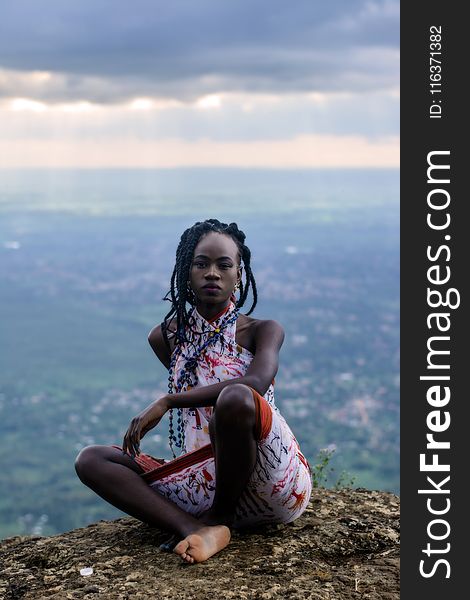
[{"xmin": 186, "ymin": 281, "xmax": 196, "ymax": 304}]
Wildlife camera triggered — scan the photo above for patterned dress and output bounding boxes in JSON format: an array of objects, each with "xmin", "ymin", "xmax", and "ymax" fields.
[{"xmin": 140, "ymin": 301, "xmax": 313, "ymax": 528}]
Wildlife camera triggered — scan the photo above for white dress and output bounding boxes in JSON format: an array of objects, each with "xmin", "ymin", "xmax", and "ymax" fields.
[{"xmin": 146, "ymin": 301, "xmax": 313, "ymax": 528}]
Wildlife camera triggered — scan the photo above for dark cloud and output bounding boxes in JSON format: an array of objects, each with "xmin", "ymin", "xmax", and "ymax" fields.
[{"xmin": 0, "ymin": 0, "xmax": 399, "ymax": 101}]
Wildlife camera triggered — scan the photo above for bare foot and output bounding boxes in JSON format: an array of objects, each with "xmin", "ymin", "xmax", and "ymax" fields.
[{"xmin": 173, "ymin": 525, "xmax": 231, "ymax": 564}]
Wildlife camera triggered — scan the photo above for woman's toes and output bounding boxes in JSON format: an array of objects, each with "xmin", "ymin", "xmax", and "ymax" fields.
[{"xmin": 173, "ymin": 538, "xmax": 190, "ymax": 559}]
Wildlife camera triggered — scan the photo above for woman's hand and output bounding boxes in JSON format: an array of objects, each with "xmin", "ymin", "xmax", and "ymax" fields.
[{"xmin": 122, "ymin": 395, "xmax": 169, "ymax": 457}]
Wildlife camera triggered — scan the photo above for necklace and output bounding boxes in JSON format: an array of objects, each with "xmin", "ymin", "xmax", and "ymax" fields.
[{"xmin": 167, "ymin": 305, "xmax": 239, "ymax": 457}]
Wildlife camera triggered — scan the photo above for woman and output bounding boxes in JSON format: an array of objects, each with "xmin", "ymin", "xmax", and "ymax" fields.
[{"xmin": 75, "ymin": 218, "xmax": 312, "ymax": 564}]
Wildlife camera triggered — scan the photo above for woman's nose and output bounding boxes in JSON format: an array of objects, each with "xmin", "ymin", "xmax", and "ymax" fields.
[{"xmin": 205, "ymin": 265, "xmax": 220, "ymax": 278}]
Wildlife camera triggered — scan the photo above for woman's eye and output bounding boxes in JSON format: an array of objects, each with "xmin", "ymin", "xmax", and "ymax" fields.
[{"xmin": 192, "ymin": 262, "xmax": 233, "ymax": 269}]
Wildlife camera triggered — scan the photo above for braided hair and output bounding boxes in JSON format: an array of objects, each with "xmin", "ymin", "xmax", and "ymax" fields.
[{"xmin": 162, "ymin": 219, "xmax": 257, "ymax": 343}]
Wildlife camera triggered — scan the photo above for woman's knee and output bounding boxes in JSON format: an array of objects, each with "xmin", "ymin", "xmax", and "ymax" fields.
[
  {"xmin": 74, "ymin": 445, "xmax": 106, "ymax": 481},
  {"xmin": 215, "ymin": 384, "xmax": 256, "ymax": 423},
  {"xmin": 75, "ymin": 445, "xmax": 143, "ymax": 481}
]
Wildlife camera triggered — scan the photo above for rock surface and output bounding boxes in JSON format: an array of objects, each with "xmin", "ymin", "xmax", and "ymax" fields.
[{"xmin": 0, "ymin": 488, "xmax": 399, "ymax": 600}]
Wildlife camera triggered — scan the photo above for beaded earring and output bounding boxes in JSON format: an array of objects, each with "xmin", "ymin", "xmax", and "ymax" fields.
[
  {"xmin": 186, "ymin": 281, "xmax": 196, "ymax": 305},
  {"xmin": 231, "ymin": 280, "xmax": 240, "ymax": 304},
  {"xmin": 230, "ymin": 281, "xmax": 239, "ymax": 304}
]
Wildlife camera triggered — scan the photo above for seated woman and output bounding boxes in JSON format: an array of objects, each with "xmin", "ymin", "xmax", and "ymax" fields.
[{"xmin": 75, "ymin": 218, "xmax": 312, "ymax": 564}]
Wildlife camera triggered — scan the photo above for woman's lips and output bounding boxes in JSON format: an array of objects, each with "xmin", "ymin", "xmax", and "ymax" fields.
[{"xmin": 202, "ymin": 285, "xmax": 220, "ymax": 292}]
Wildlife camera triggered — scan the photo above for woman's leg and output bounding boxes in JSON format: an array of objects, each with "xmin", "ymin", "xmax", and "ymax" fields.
[
  {"xmin": 75, "ymin": 383, "xmax": 257, "ymax": 562},
  {"xmin": 74, "ymin": 445, "xmax": 224, "ymax": 543},
  {"xmin": 172, "ymin": 383, "xmax": 258, "ymax": 562},
  {"xmin": 189, "ymin": 383, "xmax": 258, "ymax": 529}
]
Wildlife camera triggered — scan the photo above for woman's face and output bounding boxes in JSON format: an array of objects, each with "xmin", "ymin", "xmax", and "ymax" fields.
[{"xmin": 189, "ymin": 232, "xmax": 241, "ymax": 304}]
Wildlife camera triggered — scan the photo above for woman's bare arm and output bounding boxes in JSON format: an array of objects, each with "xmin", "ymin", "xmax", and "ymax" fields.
[
  {"xmin": 158, "ymin": 319, "xmax": 285, "ymax": 410},
  {"xmin": 148, "ymin": 323, "xmax": 174, "ymax": 370}
]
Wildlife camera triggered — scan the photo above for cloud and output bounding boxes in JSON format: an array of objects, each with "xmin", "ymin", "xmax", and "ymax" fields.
[
  {"xmin": 0, "ymin": 89, "xmax": 399, "ymax": 141},
  {"xmin": 0, "ymin": 134, "xmax": 399, "ymax": 168},
  {"xmin": 0, "ymin": 1, "xmax": 399, "ymax": 103},
  {"xmin": 0, "ymin": 1, "xmax": 399, "ymax": 168}
]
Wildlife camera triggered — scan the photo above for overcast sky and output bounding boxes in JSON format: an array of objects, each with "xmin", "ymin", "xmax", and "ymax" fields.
[{"xmin": 0, "ymin": 0, "xmax": 399, "ymax": 168}]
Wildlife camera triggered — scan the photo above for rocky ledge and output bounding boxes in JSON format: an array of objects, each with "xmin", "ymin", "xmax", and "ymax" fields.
[{"xmin": 0, "ymin": 488, "xmax": 399, "ymax": 600}]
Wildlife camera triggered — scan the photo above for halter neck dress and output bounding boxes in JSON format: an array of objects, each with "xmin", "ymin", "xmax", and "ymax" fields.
[{"xmin": 139, "ymin": 301, "xmax": 313, "ymax": 527}]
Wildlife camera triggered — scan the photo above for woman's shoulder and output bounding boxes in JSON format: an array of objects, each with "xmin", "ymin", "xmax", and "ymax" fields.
[
  {"xmin": 253, "ymin": 317, "xmax": 285, "ymax": 344},
  {"xmin": 240, "ymin": 314, "xmax": 284, "ymax": 332},
  {"xmin": 237, "ymin": 314, "xmax": 284, "ymax": 354}
]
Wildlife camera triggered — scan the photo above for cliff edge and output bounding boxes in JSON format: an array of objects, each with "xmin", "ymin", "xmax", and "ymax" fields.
[{"xmin": 0, "ymin": 488, "xmax": 399, "ymax": 600}]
